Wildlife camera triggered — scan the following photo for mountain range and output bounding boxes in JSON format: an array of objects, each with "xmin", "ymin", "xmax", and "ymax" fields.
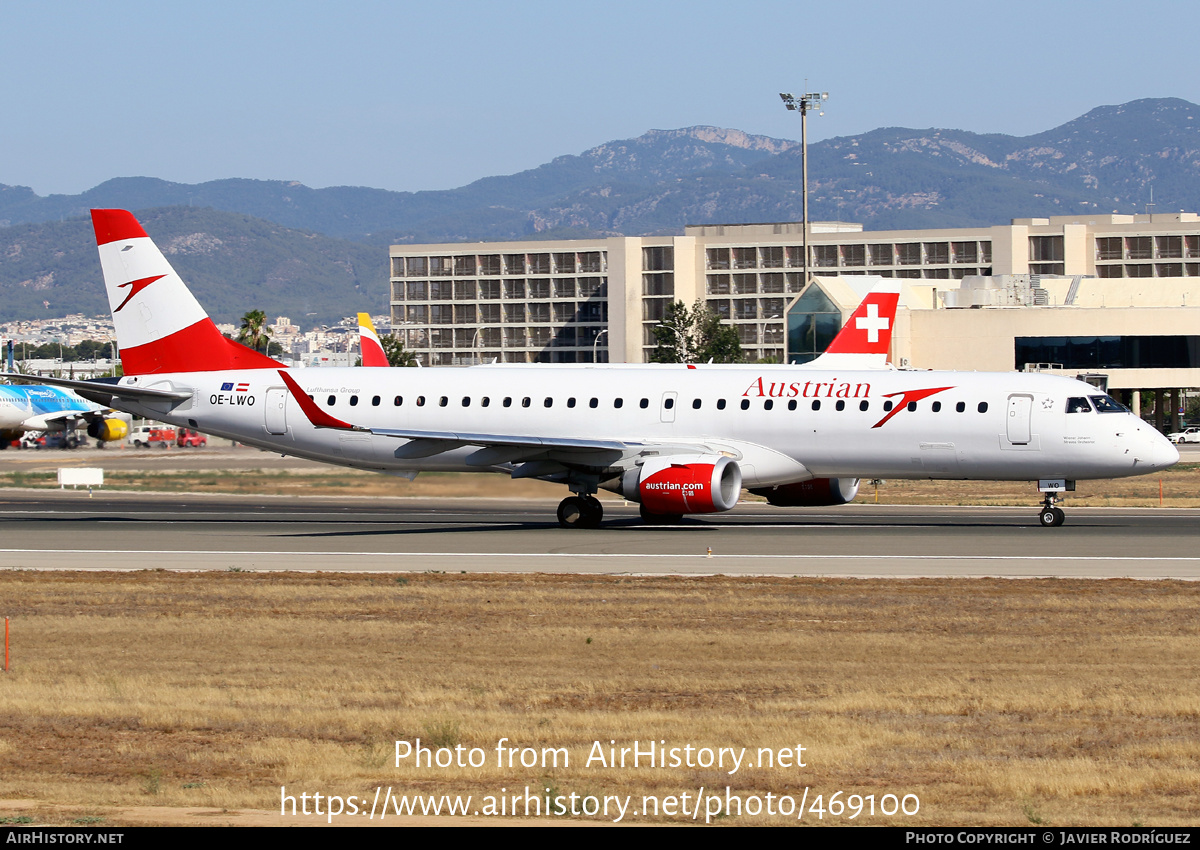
[{"xmin": 1, "ymin": 97, "xmax": 1197, "ymax": 326}]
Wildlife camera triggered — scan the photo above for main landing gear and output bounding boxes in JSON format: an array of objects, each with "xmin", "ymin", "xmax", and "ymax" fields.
[
  {"xmin": 1038, "ymin": 493, "xmax": 1066, "ymax": 527},
  {"xmin": 557, "ymin": 495, "xmax": 603, "ymax": 529}
]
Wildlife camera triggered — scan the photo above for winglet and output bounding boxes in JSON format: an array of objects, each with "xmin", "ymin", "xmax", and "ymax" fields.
[
  {"xmin": 358, "ymin": 313, "xmax": 389, "ymax": 367},
  {"xmin": 277, "ymin": 370, "xmax": 359, "ymax": 430}
]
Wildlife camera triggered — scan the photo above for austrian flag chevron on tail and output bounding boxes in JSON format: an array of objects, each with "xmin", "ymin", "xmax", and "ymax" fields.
[{"xmin": 91, "ymin": 210, "xmax": 283, "ymax": 376}]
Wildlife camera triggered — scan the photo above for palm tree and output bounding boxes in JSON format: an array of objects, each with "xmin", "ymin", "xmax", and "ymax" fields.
[{"xmin": 237, "ymin": 309, "xmax": 272, "ymax": 354}]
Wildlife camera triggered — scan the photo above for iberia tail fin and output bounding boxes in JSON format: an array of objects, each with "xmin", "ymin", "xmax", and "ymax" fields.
[
  {"xmin": 808, "ymin": 280, "xmax": 900, "ymax": 370},
  {"xmin": 358, "ymin": 313, "xmax": 389, "ymax": 367},
  {"xmin": 91, "ymin": 209, "xmax": 284, "ymax": 376}
]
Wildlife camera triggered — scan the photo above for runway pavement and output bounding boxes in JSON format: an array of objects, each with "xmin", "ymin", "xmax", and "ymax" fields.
[{"xmin": 1, "ymin": 490, "xmax": 1198, "ymax": 579}]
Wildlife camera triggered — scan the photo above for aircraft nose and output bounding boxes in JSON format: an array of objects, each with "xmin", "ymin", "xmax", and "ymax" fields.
[{"xmin": 1137, "ymin": 428, "xmax": 1179, "ymax": 471}]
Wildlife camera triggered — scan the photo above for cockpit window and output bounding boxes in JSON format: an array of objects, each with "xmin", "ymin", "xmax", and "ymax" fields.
[
  {"xmin": 1066, "ymin": 397, "xmax": 1091, "ymax": 414},
  {"xmin": 1090, "ymin": 395, "xmax": 1126, "ymax": 413}
]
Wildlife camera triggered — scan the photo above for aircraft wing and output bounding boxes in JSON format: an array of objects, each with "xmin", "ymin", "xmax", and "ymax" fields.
[{"xmin": 1, "ymin": 373, "xmax": 194, "ymax": 406}]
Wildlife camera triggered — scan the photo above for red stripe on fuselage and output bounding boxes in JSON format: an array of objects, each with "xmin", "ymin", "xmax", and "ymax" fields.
[
  {"xmin": 119, "ymin": 318, "xmax": 284, "ymax": 375},
  {"xmin": 91, "ymin": 209, "xmax": 149, "ymax": 246}
]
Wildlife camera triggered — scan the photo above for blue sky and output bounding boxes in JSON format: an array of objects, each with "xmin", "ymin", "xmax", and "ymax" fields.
[{"xmin": 2, "ymin": 0, "xmax": 1197, "ymax": 197}]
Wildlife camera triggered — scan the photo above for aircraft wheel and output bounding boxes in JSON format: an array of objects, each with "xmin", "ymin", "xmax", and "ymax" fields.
[
  {"xmin": 581, "ymin": 496, "xmax": 603, "ymax": 528},
  {"xmin": 1039, "ymin": 508, "xmax": 1059, "ymax": 527},
  {"xmin": 557, "ymin": 496, "xmax": 590, "ymax": 529}
]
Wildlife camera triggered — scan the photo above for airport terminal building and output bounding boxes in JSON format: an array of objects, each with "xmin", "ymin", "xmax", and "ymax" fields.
[{"xmin": 388, "ymin": 212, "xmax": 1200, "ymax": 429}]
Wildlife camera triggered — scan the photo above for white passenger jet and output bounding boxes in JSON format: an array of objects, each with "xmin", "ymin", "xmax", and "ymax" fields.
[
  {"xmin": 6, "ymin": 210, "xmax": 1178, "ymax": 528},
  {"xmin": 0, "ymin": 344, "xmax": 130, "ymax": 447}
]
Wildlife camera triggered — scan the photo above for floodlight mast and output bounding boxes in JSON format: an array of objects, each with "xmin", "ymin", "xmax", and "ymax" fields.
[{"xmin": 779, "ymin": 91, "xmax": 828, "ymax": 294}]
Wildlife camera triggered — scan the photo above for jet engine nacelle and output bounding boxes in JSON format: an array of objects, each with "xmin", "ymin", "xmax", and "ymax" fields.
[
  {"xmin": 619, "ymin": 455, "xmax": 742, "ymax": 515},
  {"xmin": 750, "ymin": 477, "xmax": 860, "ymax": 507},
  {"xmin": 87, "ymin": 418, "xmax": 130, "ymax": 442}
]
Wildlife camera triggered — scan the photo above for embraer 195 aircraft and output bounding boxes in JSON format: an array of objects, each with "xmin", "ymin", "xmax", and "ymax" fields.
[{"xmin": 9, "ymin": 210, "xmax": 1178, "ymax": 528}]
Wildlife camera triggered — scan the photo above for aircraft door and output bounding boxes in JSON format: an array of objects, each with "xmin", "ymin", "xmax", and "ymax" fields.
[
  {"xmin": 660, "ymin": 391, "xmax": 678, "ymax": 423},
  {"xmin": 264, "ymin": 386, "xmax": 288, "ymax": 435},
  {"xmin": 1006, "ymin": 394, "xmax": 1032, "ymax": 445}
]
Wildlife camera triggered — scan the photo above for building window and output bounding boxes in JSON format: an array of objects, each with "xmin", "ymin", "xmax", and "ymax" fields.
[
  {"xmin": 643, "ymin": 246, "xmax": 674, "ymax": 271},
  {"xmin": 706, "ymin": 247, "xmax": 730, "ymax": 270},
  {"xmin": 761, "ymin": 246, "xmax": 784, "ymax": 268},
  {"xmin": 814, "ymin": 245, "xmax": 838, "ymax": 268},
  {"xmin": 643, "ymin": 273, "xmax": 674, "ymax": 296},
  {"xmin": 924, "ymin": 243, "xmax": 949, "ymax": 264},
  {"xmin": 1030, "ymin": 236, "xmax": 1064, "ymax": 263},
  {"xmin": 1096, "ymin": 237, "xmax": 1122, "ymax": 261},
  {"xmin": 952, "ymin": 242, "xmax": 978, "ymax": 264}
]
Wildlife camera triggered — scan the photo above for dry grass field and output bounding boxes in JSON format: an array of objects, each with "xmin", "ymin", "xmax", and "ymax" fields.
[{"xmin": 0, "ymin": 571, "xmax": 1197, "ymax": 827}]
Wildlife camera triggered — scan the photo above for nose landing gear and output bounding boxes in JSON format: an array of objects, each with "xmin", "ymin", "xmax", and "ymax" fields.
[
  {"xmin": 1036, "ymin": 479, "xmax": 1072, "ymax": 527},
  {"xmin": 1038, "ymin": 494, "xmax": 1066, "ymax": 527}
]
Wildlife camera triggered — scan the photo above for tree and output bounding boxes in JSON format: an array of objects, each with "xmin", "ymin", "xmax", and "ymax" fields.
[
  {"xmin": 380, "ymin": 334, "xmax": 419, "ymax": 367},
  {"xmin": 237, "ymin": 309, "xmax": 272, "ymax": 354},
  {"xmin": 649, "ymin": 300, "xmax": 742, "ymax": 364}
]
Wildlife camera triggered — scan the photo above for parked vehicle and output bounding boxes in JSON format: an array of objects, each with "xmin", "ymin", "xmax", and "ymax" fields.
[
  {"xmin": 1167, "ymin": 426, "xmax": 1200, "ymax": 444},
  {"xmin": 20, "ymin": 431, "xmax": 86, "ymax": 449},
  {"xmin": 126, "ymin": 424, "xmax": 177, "ymax": 448},
  {"xmin": 176, "ymin": 428, "xmax": 208, "ymax": 448}
]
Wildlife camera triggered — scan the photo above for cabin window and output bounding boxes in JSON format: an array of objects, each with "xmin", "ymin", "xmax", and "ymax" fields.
[
  {"xmin": 836, "ymin": 400, "xmax": 846, "ymax": 411},
  {"xmin": 956, "ymin": 402, "xmax": 966, "ymax": 413},
  {"xmin": 327, "ymin": 395, "xmax": 336, "ymax": 406},
  {"xmin": 717, "ymin": 399, "xmax": 727, "ymax": 410},
  {"xmin": 349, "ymin": 396, "xmax": 359, "ymax": 406},
  {"xmin": 882, "ymin": 401, "xmax": 893, "ymax": 412},
  {"xmin": 462, "ymin": 397, "xmax": 471, "ymax": 407},
  {"xmin": 544, "ymin": 397, "xmax": 553, "ymax": 408},
  {"xmin": 503, "ymin": 397, "xmax": 512, "ymax": 408},
  {"xmin": 639, "ymin": 398, "xmax": 649, "ymax": 409},
  {"xmin": 481, "ymin": 397, "xmax": 490, "ymax": 407},
  {"xmin": 664, "ymin": 398, "xmax": 674, "ymax": 410},
  {"xmin": 394, "ymin": 396, "xmax": 402, "ymax": 406},
  {"xmin": 860, "ymin": 400, "xmax": 869, "ymax": 411},
  {"xmin": 439, "ymin": 396, "xmax": 448, "ymax": 407},
  {"xmin": 372, "ymin": 396, "xmax": 381, "ymax": 407},
  {"xmin": 907, "ymin": 402, "xmax": 917, "ymax": 412},
  {"xmin": 614, "ymin": 398, "xmax": 624, "ymax": 408},
  {"xmin": 567, "ymin": 398, "xmax": 576, "ymax": 408},
  {"xmin": 694, "ymin": 399, "xmax": 703, "ymax": 410},
  {"xmin": 811, "ymin": 400, "xmax": 820, "ymax": 411},
  {"xmin": 978, "ymin": 402, "xmax": 988, "ymax": 413},
  {"xmin": 589, "ymin": 398, "xmax": 598, "ymax": 408},
  {"xmin": 764, "ymin": 399, "xmax": 773, "ymax": 410},
  {"xmin": 522, "ymin": 397, "xmax": 531, "ymax": 408},
  {"xmin": 931, "ymin": 401, "xmax": 941, "ymax": 412},
  {"xmin": 740, "ymin": 399, "xmax": 750, "ymax": 410}
]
